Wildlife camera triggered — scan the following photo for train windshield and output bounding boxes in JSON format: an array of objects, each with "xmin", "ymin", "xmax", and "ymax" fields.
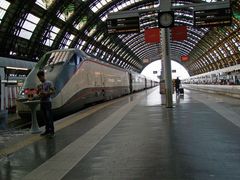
[
  {"xmin": 46, "ymin": 51, "xmax": 74, "ymax": 66},
  {"xmin": 18, "ymin": 49, "xmax": 83, "ymax": 99}
]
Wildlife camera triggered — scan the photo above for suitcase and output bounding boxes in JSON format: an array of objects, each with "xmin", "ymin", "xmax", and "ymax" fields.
[{"xmin": 179, "ymin": 88, "xmax": 184, "ymax": 94}]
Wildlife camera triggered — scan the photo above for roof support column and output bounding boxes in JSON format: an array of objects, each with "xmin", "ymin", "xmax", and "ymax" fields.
[{"xmin": 160, "ymin": 0, "xmax": 173, "ymax": 108}]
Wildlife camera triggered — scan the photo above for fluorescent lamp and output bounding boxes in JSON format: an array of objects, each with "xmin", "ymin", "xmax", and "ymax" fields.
[{"xmin": 6, "ymin": 66, "xmax": 29, "ymax": 71}]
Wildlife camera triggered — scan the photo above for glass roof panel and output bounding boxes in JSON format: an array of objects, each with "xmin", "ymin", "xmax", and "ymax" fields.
[
  {"xmin": 0, "ymin": 0, "xmax": 10, "ymax": 24},
  {"xmin": 66, "ymin": 34, "xmax": 75, "ymax": 47},
  {"xmin": 88, "ymin": 26, "xmax": 97, "ymax": 37},
  {"xmin": 100, "ymin": 14, "xmax": 108, "ymax": 21},
  {"xmin": 18, "ymin": 13, "xmax": 40, "ymax": 40},
  {"xmin": 101, "ymin": 0, "xmax": 107, "ymax": 6},
  {"xmin": 0, "ymin": 0, "xmax": 10, "ymax": 9},
  {"xmin": 74, "ymin": 16, "xmax": 88, "ymax": 30},
  {"xmin": 35, "ymin": 0, "xmax": 55, "ymax": 9},
  {"xmin": 96, "ymin": 2, "xmax": 103, "ymax": 9},
  {"xmin": 43, "ymin": 26, "xmax": 60, "ymax": 47},
  {"xmin": 57, "ymin": 4, "xmax": 75, "ymax": 22},
  {"xmin": 18, "ymin": 29, "xmax": 32, "ymax": 40}
]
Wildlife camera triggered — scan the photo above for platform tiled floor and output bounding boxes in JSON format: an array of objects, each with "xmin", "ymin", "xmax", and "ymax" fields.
[{"xmin": 1, "ymin": 87, "xmax": 240, "ymax": 180}]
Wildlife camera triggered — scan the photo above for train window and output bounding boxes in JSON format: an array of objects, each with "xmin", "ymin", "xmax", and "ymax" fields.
[
  {"xmin": 76, "ymin": 56, "xmax": 80, "ymax": 65},
  {"xmin": 76, "ymin": 56, "xmax": 83, "ymax": 65},
  {"xmin": 60, "ymin": 52, "xmax": 69, "ymax": 63},
  {"xmin": 48, "ymin": 53, "xmax": 55, "ymax": 65},
  {"xmin": 52, "ymin": 52, "xmax": 61, "ymax": 64},
  {"xmin": 64, "ymin": 51, "xmax": 74, "ymax": 62},
  {"xmin": 58, "ymin": 52, "xmax": 66, "ymax": 62},
  {"xmin": 46, "ymin": 51, "xmax": 75, "ymax": 66},
  {"xmin": 68, "ymin": 55, "xmax": 77, "ymax": 66},
  {"xmin": 48, "ymin": 52, "xmax": 59, "ymax": 65},
  {"xmin": 67, "ymin": 54, "xmax": 83, "ymax": 66},
  {"xmin": 47, "ymin": 52, "xmax": 58, "ymax": 65}
]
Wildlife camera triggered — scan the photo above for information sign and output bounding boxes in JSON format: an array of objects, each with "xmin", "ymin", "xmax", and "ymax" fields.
[
  {"xmin": 107, "ymin": 17, "xmax": 140, "ymax": 34},
  {"xmin": 194, "ymin": 7, "xmax": 232, "ymax": 27},
  {"xmin": 181, "ymin": 55, "xmax": 189, "ymax": 62}
]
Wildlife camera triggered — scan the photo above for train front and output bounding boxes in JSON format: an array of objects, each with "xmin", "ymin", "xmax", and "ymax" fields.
[{"xmin": 16, "ymin": 49, "xmax": 77, "ymax": 120}]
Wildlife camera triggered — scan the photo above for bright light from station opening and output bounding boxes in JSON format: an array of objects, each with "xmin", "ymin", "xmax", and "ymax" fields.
[{"xmin": 141, "ymin": 60, "xmax": 190, "ymax": 81}]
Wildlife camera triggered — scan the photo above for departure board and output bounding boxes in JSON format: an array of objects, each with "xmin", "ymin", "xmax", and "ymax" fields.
[
  {"xmin": 107, "ymin": 17, "xmax": 140, "ymax": 34},
  {"xmin": 194, "ymin": 7, "xmax": 232, "ymax": 27}
]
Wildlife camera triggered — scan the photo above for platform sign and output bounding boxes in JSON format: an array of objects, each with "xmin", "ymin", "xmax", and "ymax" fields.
[
  {"xmin": 144, "ymin": 28, "xmax": 160, "ymax": 43},
  {"xmin": 143, "ymin": 58, "xmax": 150, "ymax": 64},
  {"xmin": 194, "ymin": 7, "xmax": 232, "ymax": 27},
  {"xmin": 107, "ymin": 16, "xmax": 140, "ymax": 34},
  {"xmin": 181, "ymin": 55, "xmax": 189, "ymax": 62},
  {"xmin": 171, "ymin": 26, "xmax": 187, "ymax": 41}
]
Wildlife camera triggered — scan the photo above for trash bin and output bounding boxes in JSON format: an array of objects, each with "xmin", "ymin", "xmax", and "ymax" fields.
[{"xmin": 0, "ymin": 110, "xmax": 8, "ymax": 130}]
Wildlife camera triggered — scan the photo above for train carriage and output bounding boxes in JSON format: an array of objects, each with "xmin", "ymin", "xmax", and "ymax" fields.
[{"xmin": 17, "ymin": 49, "xmax": 157, "ymax": 122}]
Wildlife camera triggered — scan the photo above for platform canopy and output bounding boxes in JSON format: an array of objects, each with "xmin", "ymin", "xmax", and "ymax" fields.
[{"xmin": 0, "ymin": 0, "xmax": 239, "ymax": 76}]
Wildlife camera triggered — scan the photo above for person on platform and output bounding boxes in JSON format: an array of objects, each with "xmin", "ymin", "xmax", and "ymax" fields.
[
  {"xmin": 175, "ymin": 77, "xmax": 181, "ymax": 94},
  {"xmin": 36, "ymin": 70, "xmax": 55, "ymax": 137}
]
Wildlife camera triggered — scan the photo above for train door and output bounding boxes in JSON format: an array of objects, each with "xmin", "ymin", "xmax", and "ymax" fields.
[
  {"xmin": 129, "ymin": 73, "xmax": 132, "ymax": 93},
  {"xmin": 94, "ymin": 69, "xmax": 102, "ymax": 87},
  {"xmin": 144, "ymin": 78, "xmax": 147, "ymax": 89},
  {"xmin": 101, "ymin": 70, "xmax": 105, "ymax": 97},
  {"xmin": 93, "ymin": 63, "xmax": 104, "ymax": 100}
]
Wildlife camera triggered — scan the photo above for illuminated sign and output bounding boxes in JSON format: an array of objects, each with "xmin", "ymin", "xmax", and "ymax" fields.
[
  {"xmin": 143, "ymin": 59, "xmax": 150, "ymax": 64},
  {"xmin": 171, "ymin": 26, "xmax": 187, "ymax": 41},
  {"xmin": 144, "ymin": 28, "xmax": 160, "ymax": 43},
  {"xmin": 107, "ymin": 16, "xmax": 140, "ymax": 34},
  {"xmin": 194, "ymin": 7, "xmax": 232, "ymax": 27},
  {"xmin": 181, "ymin": 55, "xmax": 189, "ymax": 62}
]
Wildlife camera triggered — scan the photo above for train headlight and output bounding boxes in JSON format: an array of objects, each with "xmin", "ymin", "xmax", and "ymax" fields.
[
  {"xmin": 18, "ymin": 88, "xmax": 38, "ymax": 99},
  {"xmin": 24, "ymin": 89, "xmax": 30, "ymax": 94}
]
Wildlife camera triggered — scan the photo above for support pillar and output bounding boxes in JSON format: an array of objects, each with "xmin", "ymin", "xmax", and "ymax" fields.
[
  {"xmin": 160, "ymin": 0, "xmax": 173, "ymax": 108},
  {"xmin": 161, "ymin": 28, "xmax": 173, "ymax": 107}
]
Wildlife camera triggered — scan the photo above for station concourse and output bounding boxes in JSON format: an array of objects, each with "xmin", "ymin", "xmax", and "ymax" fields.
[{"xmin": 1, "ymin": 87, "xmax": 240, "ymax": 180}]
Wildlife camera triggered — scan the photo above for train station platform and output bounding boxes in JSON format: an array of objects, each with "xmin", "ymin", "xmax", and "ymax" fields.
[{"xmin": 1, "ymin": 87, "xmax": 240, "ymax": 180}]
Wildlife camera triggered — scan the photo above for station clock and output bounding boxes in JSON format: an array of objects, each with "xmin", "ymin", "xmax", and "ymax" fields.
[{"xmin": 158, "ymin": 11, "xmax": 174, "ymax": 28}]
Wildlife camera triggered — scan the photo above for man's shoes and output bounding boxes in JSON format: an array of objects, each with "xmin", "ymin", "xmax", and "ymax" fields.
[
  {"xmin": 48, "ymin": 132, "xmax": 55, "ymax": 138},
  {"xmin": 40, "ymin": 131, "xmax": 49, "ymax": 136},
  {"xmin": 40, "ymin": 131, "xmax": 55, "ymax": 137}
]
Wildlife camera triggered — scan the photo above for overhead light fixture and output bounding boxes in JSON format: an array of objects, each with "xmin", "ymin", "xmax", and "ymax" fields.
[
  {"xmin": 6, "ymin": 66, "xmax": 29, "ymax": 71},
  {"xmin": 1, "ymin": 80, "xmax": 18, "ymax": 83}
]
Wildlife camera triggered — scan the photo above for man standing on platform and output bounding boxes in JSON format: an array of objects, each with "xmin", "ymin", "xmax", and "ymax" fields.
[
  {"xmin": 175, "ymin": 77, "xmax": 181, "ymax": 94},
  {"xmin": 37, "ymin": 70, "xmax": 55, "ymax": 137}
]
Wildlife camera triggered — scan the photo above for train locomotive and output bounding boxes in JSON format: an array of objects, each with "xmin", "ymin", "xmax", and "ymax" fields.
[{"xmin": 16, "ymin": 48, "xmax": 157, "ymax": 121}]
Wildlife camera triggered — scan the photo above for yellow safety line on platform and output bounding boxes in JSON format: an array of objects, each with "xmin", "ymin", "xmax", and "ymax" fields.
[{"xmin": 0, "ymin": 97, "xmax": 127, "ymax": 157}]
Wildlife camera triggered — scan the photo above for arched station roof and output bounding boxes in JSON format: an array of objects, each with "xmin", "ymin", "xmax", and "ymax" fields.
[{"xmin": 0, "ymin": 0, "xmax": 239, "ymax": 76}]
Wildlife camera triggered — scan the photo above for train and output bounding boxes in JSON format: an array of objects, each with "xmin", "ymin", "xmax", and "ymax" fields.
[
  {"xmin": 183, "ymin": 64, "xmax": 240, "ymax": 85},
  {"xmin": 181, "ymin": 64, "xmax": 240, "ymax": 98},
  {"xmin": 16, "ymin": 48, "xmax": 158, "ymax": 122}
]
